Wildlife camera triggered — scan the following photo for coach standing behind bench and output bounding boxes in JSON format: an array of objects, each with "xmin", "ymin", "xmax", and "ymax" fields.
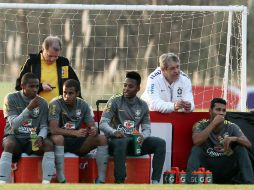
[
  {"xmin": 141, "ymin": 52, "xmax": 194, "ymax": 113},
  {"xmin": 15, "ymin": 35, "xmax": 80, "ymax": 103}
]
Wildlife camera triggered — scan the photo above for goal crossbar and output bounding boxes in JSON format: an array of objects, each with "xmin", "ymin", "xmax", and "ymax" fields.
[{"xmin": 0, "ymin": 3, "xmax": 247, "ymax": 12}]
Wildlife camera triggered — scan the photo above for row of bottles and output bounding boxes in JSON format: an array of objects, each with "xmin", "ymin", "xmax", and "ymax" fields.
[{"xmin": 163, "ymin": 167, "xmax": 213, "ymax": 184}]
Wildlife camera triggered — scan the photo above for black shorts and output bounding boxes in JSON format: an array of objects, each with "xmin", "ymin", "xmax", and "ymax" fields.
[
  {"xmin": 64, "ymin": 136, "xmax": 87, "ymax": 155},
  {"xmin": 2, "ymin": 135, "xmax": 33, "ymax": 162}
]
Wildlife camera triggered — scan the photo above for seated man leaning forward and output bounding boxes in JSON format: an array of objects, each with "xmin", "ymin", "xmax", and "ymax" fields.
[
  {"xmin": 48, "ymin": 79, "xmax": 108, "ymax": 183},
  {"xmin": 141, "ymin": 52, "xmax": 194, "ymax": 113},
  {"xmin": 0, "ymin": 72, "xmax": 55, "ymax": 184},
  {"xmin": 100, "ymin": 71, "xmax": 166, "ymax": 184},
  {"xmin": 186, "ymin": 97, "xmax": 254, "ymax": 184}
]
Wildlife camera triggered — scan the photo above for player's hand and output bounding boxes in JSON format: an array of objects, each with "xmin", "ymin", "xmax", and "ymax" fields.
[
  {"xmin": 223, "ymin": 136, "xmax": 237, "ymax": 151},
  {"xmin": 182, "ymin": 101, "xmax": 191, "ymax": 112},
  {"xmin": 27, "ymin": 96, "xmax": 40, "ymax": 111},
  {"xmin": 113, "ymin": 131, "xmax": 125, "ymax": 138},
  {"xmin": 211, "ymin": 115, "xmax": 225, "ymax": 127},
  {"xmin": 174, "ymin": 100, "xmax": 184, "ymax": 111},
  {"xmin": 88, "ymin": 127, "xmax": 97, "ymax": 137},
  {"xmin": 42, "ymin": 83, "xmax": 53, "ymax": 91},
  {"xmin": 76, "ymin": 128, "xmax": 88, "ymax": 137},
  {"xmin": 35, "ymin": 136, "xmax": 43, "ymax": 148}
]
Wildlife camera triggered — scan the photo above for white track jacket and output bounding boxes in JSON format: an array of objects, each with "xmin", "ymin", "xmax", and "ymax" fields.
[{"xmin": 141, "ymin": 67, "xmax": 194, "ymax": 113}]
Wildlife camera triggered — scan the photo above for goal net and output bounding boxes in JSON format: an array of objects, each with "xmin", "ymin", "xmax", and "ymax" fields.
[{"xmin": 0, "ymin": 4, "xmax": 247, "ymax": 111}]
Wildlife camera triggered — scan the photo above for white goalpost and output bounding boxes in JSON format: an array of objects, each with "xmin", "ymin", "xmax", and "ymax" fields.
[{"xmin": 0, "ymin": 3, "xmax": 248, "ymax": 111}]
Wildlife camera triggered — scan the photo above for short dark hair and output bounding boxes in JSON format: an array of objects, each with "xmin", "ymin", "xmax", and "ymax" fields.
[
  {"xmin": 63, "ymin": 79, "xmax": 80, "ymax": 92},
  {"xmin": 21, "ymin": 72, "xmax": 38, "ymax": 85},
  {"xmin": 210, "ymin": 98, "xmax": 227, "ymax": 109},
  {"xmin": 126, "ymin": 71, "xmax": 141, "ymax": 85}
]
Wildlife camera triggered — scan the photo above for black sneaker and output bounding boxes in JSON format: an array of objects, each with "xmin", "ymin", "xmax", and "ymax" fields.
[{"xmin": 60, "ymin": 179, "xmax": 67, "ymax": 183}]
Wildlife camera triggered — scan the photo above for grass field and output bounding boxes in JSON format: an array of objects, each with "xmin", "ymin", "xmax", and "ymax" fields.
[{"xmin": 0, "ymin": 184, "xmax": 254, "ymax": 190}]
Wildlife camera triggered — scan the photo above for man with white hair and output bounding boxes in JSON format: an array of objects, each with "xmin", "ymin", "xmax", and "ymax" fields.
[
  {"xmin": 15, "ymin": 35, "xmax": 80, "ymax": 103},
  {"xmin": 141, "ymin": 52, "xmax": 194, "ymax": 113}
]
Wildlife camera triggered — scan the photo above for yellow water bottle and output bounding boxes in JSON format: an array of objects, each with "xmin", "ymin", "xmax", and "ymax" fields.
[{"xmin": 30, "ymin": 128, "xmax": 39, "ymax": 151}]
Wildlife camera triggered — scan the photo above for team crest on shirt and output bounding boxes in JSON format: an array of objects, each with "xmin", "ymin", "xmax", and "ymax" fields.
[
  {"xmin": 135, "ymin": 109, "xmax": 141, "ymax": 119},
  {"xmin": 177, "ymin": 87, "xmax": 183, "ymax": 97},
  {"xmin": 76, "ymin": 109, "xmax": 81, "ymax": 118},
  {"xmin": 32, "ymin": 107, "xmax": 40, "ymax": 117}
]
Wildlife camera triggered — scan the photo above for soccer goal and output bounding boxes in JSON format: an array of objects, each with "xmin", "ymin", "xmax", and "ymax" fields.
[{"xmin": 0, "ymin": 3, "xmax": 248, "ymax": 111}]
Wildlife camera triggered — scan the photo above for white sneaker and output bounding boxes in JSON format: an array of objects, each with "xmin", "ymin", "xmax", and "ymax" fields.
[
  {"xmin": 0, "ymin": 180, "xmax": 6, "ymax": 184},
  {"xmin": 42, "ymin": 180, "xmax": 50, "ymax": 184}
]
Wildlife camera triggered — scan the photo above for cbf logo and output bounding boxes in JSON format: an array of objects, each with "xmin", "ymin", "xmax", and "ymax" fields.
[
  {"xmin": 32, "ymin": 107, "xmax": 40, "ymax": 118},
  {"xmin": 177, "ymin": 87, "xmax": 183, "ymax": 97},
  {"xmin": 76, "ymin": 109, "xmax": 81, "ymax": 119},
  {"xmin": 135, "ymin": 109, "xmax": 141, "ymax": 119}
]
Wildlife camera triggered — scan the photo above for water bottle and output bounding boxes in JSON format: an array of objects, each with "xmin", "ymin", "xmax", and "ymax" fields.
[
  {"xmin": 163, "ymin": 170, "xmax": 170, "ymax": 184},
  {"xmin": 132, "ymin": 130, "xmax": 141, "ymax": 156},
  {"xmin": 168, "ymin": 170, "xmax": 176, "ymax": 184},
  {"xmin": 191, "ymin": 170, "xmax": 197, "ymax": 184},
  {"xmin": 30, "ymin": 128, "xmax": 39, "ymax": 151},
  {"xmin": 179, "ymin": 170, "xmax": 187, "ymax": 184},
  {"xmin": 163, "ymin": 170, "xmax": 176, "ymax": 184},
  {"xmin": 204, "ymin": 170, "xmax": 213, "ymax": 184},
  {"xmin": 171, "ymin": 167, "xmax": 180, "ymax": 183},
  {"xmin": 196, "ymin": 170, "xmax": 205, "ymax": 184}
]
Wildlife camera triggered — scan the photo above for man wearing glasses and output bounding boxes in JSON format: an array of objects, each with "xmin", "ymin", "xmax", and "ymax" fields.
[{"xmin": 15, "ymin": 36, "xmax": 80, "ymax": 103}]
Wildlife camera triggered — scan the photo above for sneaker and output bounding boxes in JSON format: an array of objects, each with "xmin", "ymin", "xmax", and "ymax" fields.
[
  {"xmin": 152, "ymin": 180, "xmax": 160, "ymax": 184},
  {"xmin": 115, "ymin": 180, "xmax": 124, "ymax": 184},
  {"xmin": 95, "ymin": 178, "xmax": 104, "ymax": 184},
  {"xmin": 59, "ymin": 179, "xmax": 67, "ymax": 183},
  {"xmin": 42, "ymin": 180, "xmax": 50, "ymax": 184},
  {"xmin": 0, "ymin": 180, "xmax": 6, "ymax": 184}
]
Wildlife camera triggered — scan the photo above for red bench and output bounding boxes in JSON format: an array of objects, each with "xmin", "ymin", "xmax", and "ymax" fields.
[{"xmin": 0, "ymin": 109, "xmax": 209, "ymax": 182}]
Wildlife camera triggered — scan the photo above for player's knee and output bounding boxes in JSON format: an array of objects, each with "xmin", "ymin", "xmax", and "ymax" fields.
[
  {"xmin": 233, "ymin": 144, "xmax": 248, "ymax": 156},
  {"xmin": 50, "ymin": 135, "xmax": 64, "ymax": 145},
  {"xmin": 97, "ymin": 135, "xmax": 107, "ymax": 146},
  {"xmin": 43, "ymin": 138, "xmax": 54, "ymax": 151},
  {"xmin": 3, "ymin": 138, "xmax": 17, "ymax": 152},
  {"xmin": 155, "ymin": 138, "xmax": 166, "ymax": 153}
]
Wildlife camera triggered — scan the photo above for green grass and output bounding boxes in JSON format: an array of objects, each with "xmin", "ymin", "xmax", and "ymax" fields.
[
  {"xmin": 0, "ymin": 184, "xmax": 253, "ymax": 190},
  {"xmin": 0, "ymin": 82, "xmax": 15, "ymax": 109}
]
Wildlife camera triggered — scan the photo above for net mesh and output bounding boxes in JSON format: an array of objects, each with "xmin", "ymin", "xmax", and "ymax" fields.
[{"xmin": 0, "ymin": 8, "xmax": 243, "ymax": 110}]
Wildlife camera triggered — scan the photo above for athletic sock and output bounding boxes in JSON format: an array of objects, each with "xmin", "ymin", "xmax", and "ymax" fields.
[
  {"xmin": 96, "ymin": 145, "xmax": 108, "ymax": 182},
  {"xmin": 55, "ymin": 146, "xmax": 65, "ymax": 182},
  {"xmin": 0, "ymin": 152, "xmax": 12, "ymax": 183},
  {"xmin": 42, "ymin": 151, "xmax": 55, "ymax": 182}
]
